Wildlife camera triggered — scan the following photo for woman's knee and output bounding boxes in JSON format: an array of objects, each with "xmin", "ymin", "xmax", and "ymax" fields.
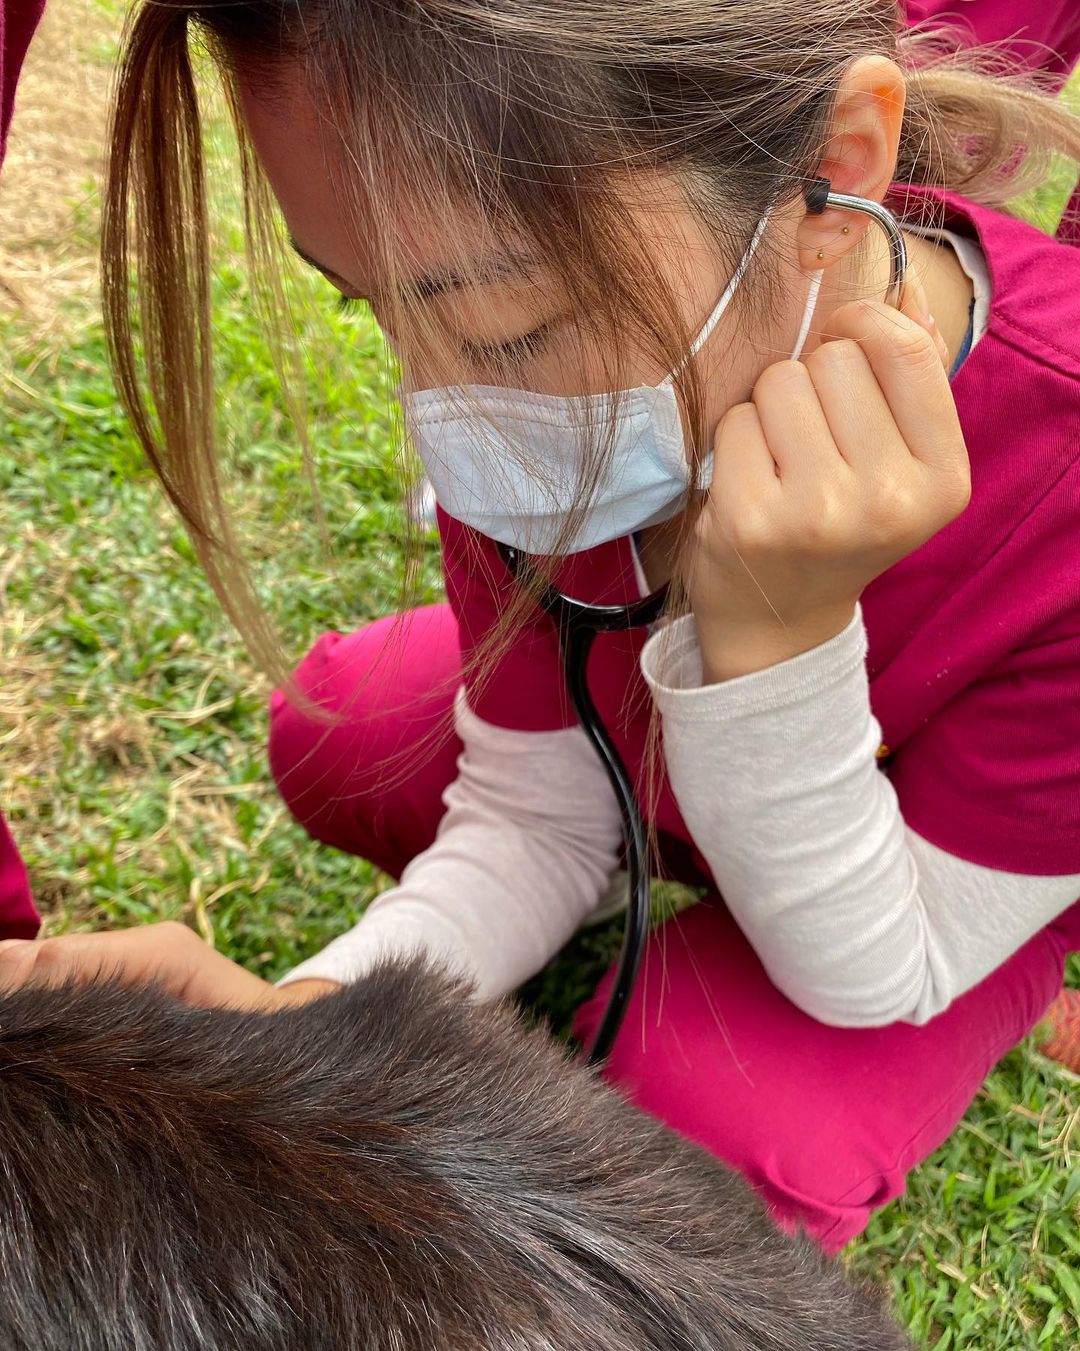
[
  {"xmin": 575, "ymin": 899, "xmax": 1020, "ymax": 1252},
  {"xmin": 268, "ymin": 607, "xmax": 462, "ymax": 866},
  {"xmin": 269, "ymin": 626, "xmax": 383, "ymax": 817},
  {"xmin": 600, "ymin": 1014, "xmax": 890, "ymax": 1249}
]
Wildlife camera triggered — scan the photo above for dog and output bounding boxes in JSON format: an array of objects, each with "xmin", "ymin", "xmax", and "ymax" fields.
[{"xmin": 0, "ymin": 958, "xmax": 913, "ymax": 1349}]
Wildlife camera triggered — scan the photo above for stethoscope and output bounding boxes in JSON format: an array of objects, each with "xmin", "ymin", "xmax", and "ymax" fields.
[{"xmin": 501, "ymin": 181, "xmax": 909, "ymax": 1065}]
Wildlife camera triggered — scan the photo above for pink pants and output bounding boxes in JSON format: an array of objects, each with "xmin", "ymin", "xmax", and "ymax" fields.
[{"xmin": 270, "ymin": 607, "xmax": 1080, "ymax": 1252}]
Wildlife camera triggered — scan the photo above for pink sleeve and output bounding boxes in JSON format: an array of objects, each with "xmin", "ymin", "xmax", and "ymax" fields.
[
  {"xmin": 438, "ymin": 509, "xmax": 575, "ymax": 732},
  {"xmin": 888, "ymin": 623, "xmax": 1080, "ymax": 876}
]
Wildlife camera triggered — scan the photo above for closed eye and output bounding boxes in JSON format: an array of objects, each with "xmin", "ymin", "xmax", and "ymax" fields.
[
  {"xmin": 460, "ymin": 322, "xmax": 554, "ymax": 370},
  {"xmin": 335, "ymin": 290, "xmax": 556, "ymax": 372}
]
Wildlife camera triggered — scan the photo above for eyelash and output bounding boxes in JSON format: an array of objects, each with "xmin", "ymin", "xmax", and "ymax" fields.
[
  {"xmin": 336, "ymin": 290, "xmax": 552, "ymax": 369},
  {"xmin": 460, "ymin": 324, "xmax": 552, "ymax": 368}
]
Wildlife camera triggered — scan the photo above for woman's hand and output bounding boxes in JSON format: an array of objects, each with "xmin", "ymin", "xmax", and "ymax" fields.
[
  {"xmin": 0, "ymin": 922, "xmax": 341, "ymax": 1011},
  {"xmin": 689, "ymin": 274, "xmax": 970, "ymax": 682}
]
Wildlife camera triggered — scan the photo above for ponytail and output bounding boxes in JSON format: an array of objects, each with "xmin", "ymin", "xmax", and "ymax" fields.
[{"xmin": 899, "ymin": 35, "xmax": 1079, "ymax": 215}]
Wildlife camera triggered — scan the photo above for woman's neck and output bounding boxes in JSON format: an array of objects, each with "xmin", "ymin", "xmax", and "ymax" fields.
[{"xmin": 902, "ymin": 230, "xmax": 976, "ymax": 362}]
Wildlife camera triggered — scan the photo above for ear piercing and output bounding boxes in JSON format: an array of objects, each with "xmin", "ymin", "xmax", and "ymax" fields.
[{"xmin": 819, "ymin": 226, "xmax": 851, "ymax": 260}]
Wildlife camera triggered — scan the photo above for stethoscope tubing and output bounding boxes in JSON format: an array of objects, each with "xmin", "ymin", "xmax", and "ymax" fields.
[
  {"xmin": 823, "ymin": 191, "xmax": 909, "ymax": 307},
  {"xmin": 500, "ymin": 545, "xmax": 668, "ymax": 1065},
  {"xmin": 497, "ymin": 190, "xmax": 908, "ymax": 1066}
]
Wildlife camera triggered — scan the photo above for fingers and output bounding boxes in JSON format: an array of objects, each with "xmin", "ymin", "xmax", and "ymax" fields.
[
  {"xmin": 0, "ymin": 940, "xmax": 45, "ymax": 988},
  {"xmin": 0, "ymin": 924, "xmax": 288, "ymax": 1013},
  {"xmin": 749, "ymin": 349, "xmax": 903, "ymax": 490},
  {"xmin": 750, "ymin": 360, "xmax": 839, "ymax": 481},
  {"xmin": 0, "ymin": 932, "xmax": 120, "ymax": 991},
  {"xmin": 819, "ymin": 298, "xmax": 967, "ymax": 477},
  {"xmin": 0, "ymin": 923, "xmax": 201, "ymax": 998},
  {"xmin": 897, "ymin": 265, "xmax": 951, "ymax": 371},
  {"xmin": 747, "ymin": 261, "xmax": 963, "ymax": 483},
  {"xmin": 800, "ymin": 339, "xmax": 900, "ymax": 476},
  {"xmin": 709, "ymin": 401, "xmax": 782, "ymax": 515}
]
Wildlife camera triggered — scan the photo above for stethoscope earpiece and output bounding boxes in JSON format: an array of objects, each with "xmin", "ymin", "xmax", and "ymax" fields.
[
  {"xmin": 801, "ymin": 176, "xmax": 908, "ymax": 308},
  {"xmin": 803, "ymin": 176, "xmax": 832, "ymax": 216}
]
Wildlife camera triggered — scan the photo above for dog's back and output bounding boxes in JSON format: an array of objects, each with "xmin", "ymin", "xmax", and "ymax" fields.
[{"xmin": 0, "ymin": 959, "xmax": 911, "ymax": 1349}]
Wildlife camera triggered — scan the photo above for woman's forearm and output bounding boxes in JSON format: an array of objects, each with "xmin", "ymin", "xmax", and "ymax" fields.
[
  {"xmin": 644, "ymin": 611, "xmax": 1080, "ymax": 1026},
  {"xmin": 279, "ymin": 690, "xmax": 623, "ymax": 999}
]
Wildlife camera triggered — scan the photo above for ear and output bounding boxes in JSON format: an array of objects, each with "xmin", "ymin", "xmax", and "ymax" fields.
[{"xmin": 796, "ymin": 56, "xmax": 906, "ymax": 272}]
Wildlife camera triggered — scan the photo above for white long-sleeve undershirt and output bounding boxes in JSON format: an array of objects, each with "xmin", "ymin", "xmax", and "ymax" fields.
[
  {"xmin": 281, "ymin": 616, "xmax": 1079, "ymax": 1025},
  {"xmin": 282, "ymin": 690, "xmax": 623, "ymax": 1001}
]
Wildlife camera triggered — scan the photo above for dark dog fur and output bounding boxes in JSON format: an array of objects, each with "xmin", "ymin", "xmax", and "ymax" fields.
[{"xmin": 0, "ymin": 959, "xmax": 912, "ymax": 1349}]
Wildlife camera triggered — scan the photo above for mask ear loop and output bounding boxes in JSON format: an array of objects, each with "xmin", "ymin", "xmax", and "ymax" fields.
[
  {"xmin": 684, "ymin": 213, "xmax": 774, "ymax": 360},
  {"xmin": 790, "ymin": 269, "xmax": 825, "ymax": 362},
  {"xmin": 664, "ymin": 212, "xmax": 774, "ymax": 491},
  {"xmin": 663, "ymin": 212, "xmax": 774, "ymax": 392}
]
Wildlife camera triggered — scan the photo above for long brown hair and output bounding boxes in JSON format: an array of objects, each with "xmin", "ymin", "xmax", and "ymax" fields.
[{"xmin": 101, "ymin": 0, "xmax": 1080, "ymax": 688}]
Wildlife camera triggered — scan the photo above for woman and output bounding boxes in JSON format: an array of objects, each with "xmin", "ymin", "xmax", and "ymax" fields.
[{"xmin": 2, "ymin": 0, "xmax": 1079, "ymax": 1249}]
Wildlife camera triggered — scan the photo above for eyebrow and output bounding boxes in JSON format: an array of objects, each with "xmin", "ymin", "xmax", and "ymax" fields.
[{"xmin": 288, "ymin": 237, "xmax": 526, "ymax": 299}]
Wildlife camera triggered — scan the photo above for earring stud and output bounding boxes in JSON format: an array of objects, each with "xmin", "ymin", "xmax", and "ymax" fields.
[
  {"xmin": 841, "ymin": 226, "xmax": 851, "ymax": 236},
  {"xmin": 817, "ymin": 250, "xmax": 825, "ymax": 260}
]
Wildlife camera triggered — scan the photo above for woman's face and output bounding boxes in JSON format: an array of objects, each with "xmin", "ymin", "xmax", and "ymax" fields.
[{"xmin": 237, "ymin": 66, "xmax": 811, "ymax": 444}]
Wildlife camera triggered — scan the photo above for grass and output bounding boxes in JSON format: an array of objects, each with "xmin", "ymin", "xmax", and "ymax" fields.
[{"xmin": 0, "ymin": 4, "xmax": 1078, "ymax": 1345}]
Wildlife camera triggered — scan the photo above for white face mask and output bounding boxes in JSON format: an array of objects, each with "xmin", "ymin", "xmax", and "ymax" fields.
[{"xmin": 405, "ymin": 215, "xmax": 823, "ymax": 555}]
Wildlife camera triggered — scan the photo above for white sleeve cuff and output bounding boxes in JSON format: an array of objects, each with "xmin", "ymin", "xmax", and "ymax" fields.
[
  {"xmin": 276, "ymin": 897, "xmax": 477, "ymax": 991},
  {"xmin": 640, "ymin": 606, "xmax": 868, "ymax": 721}
]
